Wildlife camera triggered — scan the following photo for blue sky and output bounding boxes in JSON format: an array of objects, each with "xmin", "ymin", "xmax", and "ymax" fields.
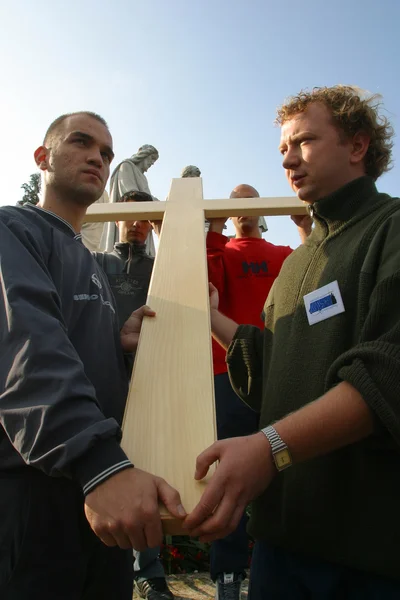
[{"xmin": 0, "ymin": 0, "xmax": 398, "ymax": 248}]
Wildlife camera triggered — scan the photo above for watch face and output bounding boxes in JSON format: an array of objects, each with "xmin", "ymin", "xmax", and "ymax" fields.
[{"xmin": 275, "ymin": 448, "xmax": 292, "ymax": 470}]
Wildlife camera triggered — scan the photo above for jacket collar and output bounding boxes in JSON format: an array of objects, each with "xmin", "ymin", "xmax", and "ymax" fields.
[
  {"xmin": 24, "ymin": 204, "xmax": 82, "ymax": 241},
  {"xmin": 113, "ymin": 241, "xmax": 147, "ymax": 260},
  {"xmin": 309, "ymin": 176, "xmax": 393, "ymax": 236}
]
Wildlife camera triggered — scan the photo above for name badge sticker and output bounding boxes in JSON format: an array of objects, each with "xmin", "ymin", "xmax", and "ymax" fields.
[{"xmin": 303, "ymin": 280, "xmax": 345, "ymax": 325}]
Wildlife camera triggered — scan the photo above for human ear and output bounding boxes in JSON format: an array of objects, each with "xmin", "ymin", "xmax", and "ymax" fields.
[
  {"xmin": 350, "ymin": 131, "xmax": 370, "ymax": 167},
  {"xmin": 34, "ymin": 146, "xmax": 49, "ymax": 171}
]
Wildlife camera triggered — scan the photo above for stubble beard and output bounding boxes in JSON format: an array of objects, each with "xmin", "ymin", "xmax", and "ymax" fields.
[
  {"xmin": 73, "ymin": 187, "xmax": 103, "ymax": 207},
  {"xmin": 55, "ymin": 178, "xmax": 104, "ymax": 208}
]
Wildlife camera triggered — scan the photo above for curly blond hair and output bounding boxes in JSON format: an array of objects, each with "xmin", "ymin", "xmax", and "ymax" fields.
[{"xmin": 276, "ymin": 85, "xmax": 394, "ymax": 180}]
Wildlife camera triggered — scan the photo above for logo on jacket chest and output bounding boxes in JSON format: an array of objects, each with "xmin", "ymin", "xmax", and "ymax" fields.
[
  {"xmin": 73, "ymin": 272, "xmax": 115, "ymax": 314},
  {"xmin": 112, "ymin": 276, "xmax": 142, "ymax": 296}
]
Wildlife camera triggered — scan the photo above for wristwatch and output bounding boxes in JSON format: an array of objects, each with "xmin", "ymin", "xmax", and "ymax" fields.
[{"xmin": 261, "ymin": 425, "xmax": 292, "ymax": 471}]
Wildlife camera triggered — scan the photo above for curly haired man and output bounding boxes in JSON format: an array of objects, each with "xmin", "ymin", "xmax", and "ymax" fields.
[{"xmin": 185, "ymin": 86, "xmax": 400, "ymax": 599}]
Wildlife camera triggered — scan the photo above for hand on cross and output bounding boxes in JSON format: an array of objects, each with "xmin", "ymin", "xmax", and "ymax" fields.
[
  {"xmin": 208, "ymin": 282, "xmax": 219, "ymax": 311},
  {"xmin": 84, "ymin": 468, "xmax": 186, "ymax": 550},
  {"xmin": 208, "ymin": 217, "xmax": 228, "ymax": 235},
  {"xmin": 183, "ymin": 433, "xmax": 276, "ymax": 542},
  {"xmin": 150, "ymin": 220, "xmax": 163, "ymax": 238},
  {"xmin": 120, "ymin": 305, "xmax": 156, "ymax": 352}
]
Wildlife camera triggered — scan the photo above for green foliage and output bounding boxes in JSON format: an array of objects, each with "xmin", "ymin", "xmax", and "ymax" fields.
[{"xmin": 18, "ymin": 173, "xmax": 41, "ymax": 206}]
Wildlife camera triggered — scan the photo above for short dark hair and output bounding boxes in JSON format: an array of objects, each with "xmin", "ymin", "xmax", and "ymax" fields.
[
  {"xmin": 120, "ymin": 191, "xmax": 153, "ymax": 203},
  {"xmin": 43, "ymin": 111, "xmax": 109, "ymax": 145}
]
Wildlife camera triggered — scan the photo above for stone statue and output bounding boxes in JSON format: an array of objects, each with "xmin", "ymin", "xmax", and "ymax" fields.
[
  {"xmin": 259, "ymin": 215, "xmax": 268, "ymax": 233},
  {"xmin": 110, "ymin": 145, "xmax": 159, "ymax": 201},
  {"xmin": 181, "ymin": 165, "xmax": 201, "ymax": 178},
  {"xmin": 180, "ymin": 165, "xmax": 214, "ymax": 232},
  {"xmin": 81, "ymin": 190, "xmax": 109, "ymax": 251},
  {"xmin": 100, "ymin": 145, "xmax": 159, "ymax": 254}
]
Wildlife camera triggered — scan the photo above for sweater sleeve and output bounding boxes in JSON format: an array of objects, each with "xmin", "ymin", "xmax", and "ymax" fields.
[
  {"xmin": 206, "ymin": 231, "xmax": 229, "ymax": 296},
  {"xmin": 226, "ymin": 325, "xmax": 264, "ymax": 412},
  {"xmin": 283, "ymin": 245, "xmax": 294, "ymax": 259},
  {"xmin": 0, "ymin": 218, "xmax": 132, "ymax": 493},
  {"xmin": 327, "ymin": 212, "xmax": 400, "ymax": 445}
]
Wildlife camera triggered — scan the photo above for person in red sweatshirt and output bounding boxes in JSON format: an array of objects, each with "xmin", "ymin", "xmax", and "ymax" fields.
[{"xmin": 207, "ymin": 183, "xmax": 311, "ymax": 600}]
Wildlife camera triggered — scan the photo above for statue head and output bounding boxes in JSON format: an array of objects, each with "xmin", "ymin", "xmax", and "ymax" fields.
[
  {"xmin": 181, "ymin": 165, "xmax": 201, "ymax": 178},
  {"xmin": 131, "ymin": 145, "xmax": 159, "ymax": 173}
]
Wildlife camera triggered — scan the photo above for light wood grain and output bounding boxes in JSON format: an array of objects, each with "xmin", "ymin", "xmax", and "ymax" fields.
[
  {"xmin": 121, "ymin": 178, "xmax": 217, "ymax": 533},
  {"xmin": 84, "ymin": 194, "xmax": 306, "ymax": 222},
  {"xmin": 85, "ymin": 200, "xmax": 165, "ymax": 222},
  {"xmin": 203, "ymin": 196, "xmax": 307, "ymax": 217}
]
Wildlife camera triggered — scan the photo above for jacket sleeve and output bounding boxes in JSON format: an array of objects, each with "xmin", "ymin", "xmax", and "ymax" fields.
[
  {"xmin": 0, "ymin": 218, "xmax": 132, "ymax": 494},
  {"xmin": 327, "ymin": 211, "xmax": 400, "ymax": 445},
  {"xmin": 226, "ymin": 324, "xmax": 265, "ymax": 412},
  {"xmin": 206, "ymin": 231, "xmax": 229, "ymax": 296}
]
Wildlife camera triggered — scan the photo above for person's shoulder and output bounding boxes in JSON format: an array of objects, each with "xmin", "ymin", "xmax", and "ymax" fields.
[
  {"xmin": 383, "ymin": 194, "xmax": 400, "ymax": 211},
  {"xmin": 0, "ymin": 204, "xmax": 25, "ymax": 222},
  {"xmin": 378, "ymin": 190, "xmax": 399, "ymax": 202},
  {"xmin": 0, "ymin": 205, "xmax": 43, "ymax": 231},
  {"xmin": 0, "ymin": 205, "xmax": 53, "ymax": 255},
  {"xmin": 376, "ymin": 197, "xmax": 400, "ymax": 231},
  {"xmin": 261, "ymin": 239, "xmax": 293, "ymax": 255},
  {"xmin": 371, "ymin": 194, "xmax": 400, "ymax": 231},
  {"xmin": 94, "ymin": 250, "xmax": 123, "ymax": 273},
  {"xmin": 362, "ymin": 197, "xmax": 400, "ymax": 280}
]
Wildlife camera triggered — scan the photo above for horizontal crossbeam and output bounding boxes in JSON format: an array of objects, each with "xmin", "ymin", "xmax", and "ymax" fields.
[
  {"xmin": 85, "ymin": 201, "xmax": 164, "ymax": 222},
  {"xmin": 84, "ymin": 196, "xmax": 307, "ymax": 223},
  {"xmin": 203, "ymin": 197, "xmax": 307, "ymax": 217}
]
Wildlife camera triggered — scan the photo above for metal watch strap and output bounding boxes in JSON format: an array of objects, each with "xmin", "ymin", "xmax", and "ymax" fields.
[{"xmin": 261, "ymin": 425, "xmax": 292, "ymax": 471}]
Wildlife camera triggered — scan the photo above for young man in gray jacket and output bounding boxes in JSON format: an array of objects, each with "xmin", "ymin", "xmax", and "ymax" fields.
[
  {"xmin": 0, "ymin": 111, "xmax": 185, "ymax": 600},
  {"xmin": 95, "ymin": 191, "xmax": 155, "ymax": 327}
]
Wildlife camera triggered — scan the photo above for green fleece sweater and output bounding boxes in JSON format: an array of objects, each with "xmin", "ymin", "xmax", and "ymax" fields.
[{"xmin": 227, "ymin": 176, "xmax": 400, "ymax": 580}]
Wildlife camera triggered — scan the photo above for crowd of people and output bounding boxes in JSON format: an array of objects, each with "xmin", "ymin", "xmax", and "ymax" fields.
[{"xmin": 0, "ymin": 84, "xmax": 399, "ymax": 600}]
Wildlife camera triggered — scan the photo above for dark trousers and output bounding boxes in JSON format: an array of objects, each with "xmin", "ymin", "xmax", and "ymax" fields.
[
  {"xmin": 248, "ymin": 541, "xmax": 400, "ymax": 600},
  {"xmin": 0, "ymin": 469, "xmax": 133, "ymax": 600},
  {"xmin": 210, "ymin": 372, "xmax": 259, "ymax": 581},
  {"xmin": 133, "ymin": 546, "xmax": 164, "ymax": 581}
]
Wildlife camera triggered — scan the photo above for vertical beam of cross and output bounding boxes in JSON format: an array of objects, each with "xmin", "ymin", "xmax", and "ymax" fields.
[{"xmin": 120, "ymin": 177, "xmax": 217, "ymax": 533}]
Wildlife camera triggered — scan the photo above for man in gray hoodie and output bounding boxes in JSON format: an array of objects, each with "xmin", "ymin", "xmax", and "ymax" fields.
[{"xmin": 0, "ymin": 111, "xmax": 185, "ymax": 600}]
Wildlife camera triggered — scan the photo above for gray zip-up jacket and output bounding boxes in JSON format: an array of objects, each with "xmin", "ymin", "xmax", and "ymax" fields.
[
  {"xmin": 94, "ymin": 241, "xmax": 154, "ymax": 327},
  {"xmin": 0, "ymin": 204, "xmax": 132, "ymax": 495}
]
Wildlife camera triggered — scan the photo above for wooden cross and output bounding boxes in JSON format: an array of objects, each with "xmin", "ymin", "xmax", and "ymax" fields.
[{"xmin": 85, "ymin": 178, "xmax": 306, "ymax": 533}]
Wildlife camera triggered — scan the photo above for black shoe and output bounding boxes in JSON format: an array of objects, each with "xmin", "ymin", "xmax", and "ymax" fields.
[
  {"xmin": 135, "ymin": 577, "xmax": 174, "ymax": 600},
  {"xmin": 215, "ymin": 572, "xmax": 244, "ymax": 600}
]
